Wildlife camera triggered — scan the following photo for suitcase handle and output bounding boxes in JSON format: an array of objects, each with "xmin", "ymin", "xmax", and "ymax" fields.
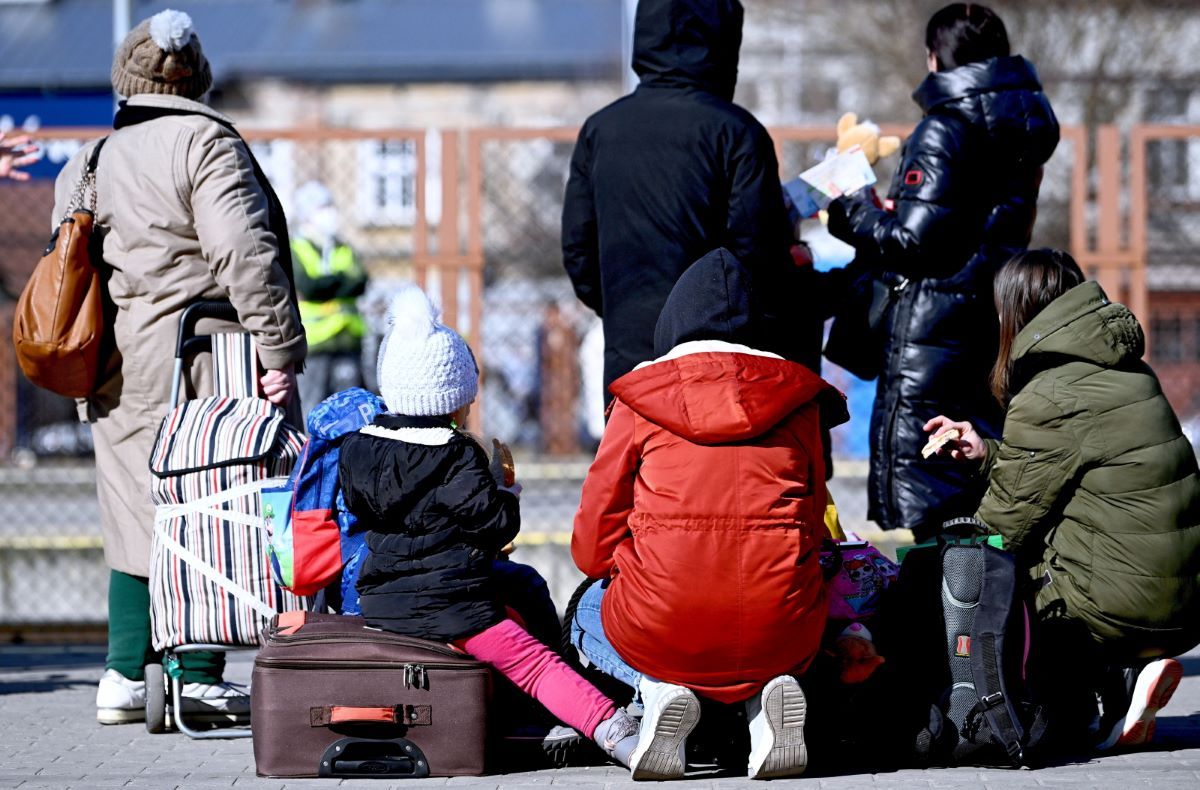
[
  {"xmin": 333, "ymin": 706, "xmax": 396, "ymax": 724},
  {"xmin": 317, "ymin": 737, "xmax": 431, "ymax": 778},
  {"xmin": 310, "ymin": 705, "xmax": 432, "ymax": 727}
]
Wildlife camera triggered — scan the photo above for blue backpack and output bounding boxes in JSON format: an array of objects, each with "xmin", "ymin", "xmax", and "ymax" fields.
[{"xmin": 266, "ymin": 387, "xmax": 384, "ymax": 614}]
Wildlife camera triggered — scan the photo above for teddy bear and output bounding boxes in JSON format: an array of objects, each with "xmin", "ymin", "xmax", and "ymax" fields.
[
  {"xmin": 812, "ymin": 113, "xmax": 902, "ymax": 229},
  {"xmin": 835, "ymin": 111, "xmax": 901, "ymax": 166}
]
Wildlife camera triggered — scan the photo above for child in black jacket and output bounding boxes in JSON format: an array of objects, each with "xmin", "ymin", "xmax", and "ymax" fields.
[{"xmin": 339, "ymin": 285, "xmax": 640, "ymax": 770}]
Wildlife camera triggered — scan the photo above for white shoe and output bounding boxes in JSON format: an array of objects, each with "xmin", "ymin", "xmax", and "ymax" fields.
[
  {"xmin": 96, "ymin": 669, "xmax": 146, "ymax": 725},
  {"xmin": 746, "ymin": 675, "xmax": 808, "ymax": 779},
  {"xmin": 179, "ymin": 681, "xmax": 251, "ymax": 719},
  {"xmin": 1097, "ymin": 659, "xmax": 1183, "ymax": 751},
  {"xmin": 628, "ymin": 679, "xmax": 701, "ymax": 781}
]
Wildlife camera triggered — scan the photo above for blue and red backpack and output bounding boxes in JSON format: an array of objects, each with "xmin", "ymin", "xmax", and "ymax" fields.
[{"xmin": 266, "ymin": 387, "xmax": 385, "ymax": 614}]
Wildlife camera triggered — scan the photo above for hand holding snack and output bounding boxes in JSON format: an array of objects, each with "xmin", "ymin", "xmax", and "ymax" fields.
[
  {"xmin": 922, "ymin": 416, "xmax": 985, "ymax": 462},
  {"xmin": 489, "ymin": 438, "xmax": 516, "ymax": 487}
]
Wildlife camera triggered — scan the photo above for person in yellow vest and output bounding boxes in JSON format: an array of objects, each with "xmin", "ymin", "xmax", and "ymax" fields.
[{"xmin": 291, "ymin": 181, "xmax": 368, "ymax": 414}]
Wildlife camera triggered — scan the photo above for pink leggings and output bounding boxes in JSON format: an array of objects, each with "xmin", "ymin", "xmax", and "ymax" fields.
[{"xmin": 457, "ymin": 618, "xmax": 616, "ymax": 738}]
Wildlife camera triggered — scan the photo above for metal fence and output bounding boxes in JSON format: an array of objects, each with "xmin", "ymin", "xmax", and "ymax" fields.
[{"xmin": 1, "ymin": 123, "xmax": 1198, "ymax": 627}]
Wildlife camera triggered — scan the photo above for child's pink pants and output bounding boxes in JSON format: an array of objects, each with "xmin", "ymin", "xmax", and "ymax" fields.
[{"xmin": 456, "ymin": 618, "xmax": 615, "ymax": 737}]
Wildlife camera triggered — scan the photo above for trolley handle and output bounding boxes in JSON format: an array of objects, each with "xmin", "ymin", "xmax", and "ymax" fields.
[
  {"xmin": 175, "ymin": 300, "xmax": 240, "ymax": 359},
  {"xmin": 169, "ymin": 300, "xmax": 242, "ymax": 406}
]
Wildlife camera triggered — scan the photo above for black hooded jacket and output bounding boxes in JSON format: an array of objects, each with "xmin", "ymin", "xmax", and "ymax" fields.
[
  {"xmin": 563, "ymin": 0, "xmax": 806, "ymax": 395},
  {"xmin": 827, "ymin": 55, "xmax": 1060, "ymax": 536},
  {"xmin": 339, "ymin": 414, "xmax": 519, "ymax": 640}
]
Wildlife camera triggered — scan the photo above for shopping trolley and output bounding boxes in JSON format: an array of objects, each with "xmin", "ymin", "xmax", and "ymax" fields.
[{"xmin": 144, "ymin": 300, "xmax": 307, "ymax": 737}]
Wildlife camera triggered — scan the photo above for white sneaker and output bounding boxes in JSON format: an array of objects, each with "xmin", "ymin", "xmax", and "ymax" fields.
[
  {"xmin": 96, "ymin": 669, "xmax": 146, "ymax": 725},
  {"xmin": 628, "ymin": 679, "xmax": 701, "ymax": 781},
  {"xmin": 746, "ymin": 675, "xmax": 808, "ymax": 779},
  {"xmin": 179, "ymin": 681, "xmax": 251, "ymax": 719},
  {"xmin": 1097, "ymin": 658, "xmax": 1183, "ymax": 751}
]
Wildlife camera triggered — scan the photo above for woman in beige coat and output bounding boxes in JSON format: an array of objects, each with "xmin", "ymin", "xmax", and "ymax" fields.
[{"xmin": 51, "ymin": 11, "xmax": 306, "ymax": 724}]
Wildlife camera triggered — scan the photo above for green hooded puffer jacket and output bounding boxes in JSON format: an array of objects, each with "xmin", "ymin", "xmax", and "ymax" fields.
[{"xmin": 977, "ymin": 281, "xmax": 1200, "ymax": 656}]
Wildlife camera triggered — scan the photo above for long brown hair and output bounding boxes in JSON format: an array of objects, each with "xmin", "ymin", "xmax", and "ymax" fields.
[{"xmin": 990, "ymin": 249, "xmax": 1085, "ymax": 404}]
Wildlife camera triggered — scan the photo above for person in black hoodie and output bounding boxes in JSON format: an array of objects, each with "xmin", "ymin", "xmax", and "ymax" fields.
[
  {"xmin": 562, "ymin": 0, "xmax": 814, "ymax": 399},
  {"xmin": 826, "ymin": 3, "xmax": 1059, "ymax": 539},
  {"xmin": 339, "ymin": 285, "xmax": 641, "ymax": 770}
]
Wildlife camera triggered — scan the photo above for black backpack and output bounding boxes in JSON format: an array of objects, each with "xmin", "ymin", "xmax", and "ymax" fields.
[{"xmin": 878, "ymin": 518, "xmax": 1048, "ymax": 767}]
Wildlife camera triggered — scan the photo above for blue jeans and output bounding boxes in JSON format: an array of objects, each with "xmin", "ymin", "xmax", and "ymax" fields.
[{"xmin": 570, "ymin": 578, "xmax": 644, "ymax": 695}]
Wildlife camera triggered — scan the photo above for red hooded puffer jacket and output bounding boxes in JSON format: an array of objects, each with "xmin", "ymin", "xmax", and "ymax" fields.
[{"xmin": 572, "ymin": 346, "xmax": 842, "ymax": 703}]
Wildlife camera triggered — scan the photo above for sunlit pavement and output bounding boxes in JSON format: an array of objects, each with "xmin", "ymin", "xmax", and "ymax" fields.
[{"xmin": 1, "ymin": 644, "xmax": 1198, "ymax": 788}]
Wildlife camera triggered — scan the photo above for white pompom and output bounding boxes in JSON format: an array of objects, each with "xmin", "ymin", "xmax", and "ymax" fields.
[
  {"xmin": 149, "ymin": 9, "xmax": 195, "ymax": 52},
  {"xmin": 387, "ymin": 284, "xmax": 439, "ymax": 338}
]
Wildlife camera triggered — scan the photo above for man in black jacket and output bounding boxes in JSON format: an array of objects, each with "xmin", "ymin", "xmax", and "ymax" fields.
[
  {"xmin": 827, "ymin": 3, "xmax": 1059, "ymax": 538},
  {"xmin": 563, "ymin": 0, "xmax": 809, "ymax": 398}
]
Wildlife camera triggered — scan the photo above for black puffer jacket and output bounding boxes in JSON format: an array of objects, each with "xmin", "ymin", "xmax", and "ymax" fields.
[
  {"xmin": 562, "ymin": 0, "xmax": 813, "ymax": 395},
  {"xmin": 828, "ymin": 55, "xmax": 1059, "ymax": 537},
  {"xmin": 339, "ymin": 414, "xmax": 520, "ymax": 641}
]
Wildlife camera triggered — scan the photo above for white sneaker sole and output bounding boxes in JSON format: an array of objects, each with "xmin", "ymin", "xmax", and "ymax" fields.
[
  {"xmin": 1115, "ymin": 658, "xmax": 1183, "ymax": 749},
  {"xmin": 97, "ymin": 707, "xmax": 145, "ymax": 725},
  {"xmin": 748, "ymin": 677, "xmax": 808, "ymax": 779},
  {"xmin": 629, "ymin": 688, "xmax": 701, "ymax": 781}
]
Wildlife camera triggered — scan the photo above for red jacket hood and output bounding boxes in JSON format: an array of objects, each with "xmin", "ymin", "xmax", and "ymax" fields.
[{"xmin": 610, "ymin": 347, "xmax": 846, "ymax": 445}]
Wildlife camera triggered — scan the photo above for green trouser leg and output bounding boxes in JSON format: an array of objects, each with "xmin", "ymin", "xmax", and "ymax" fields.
[{"xmin": 105, "ymin": 570, "xmax": 226, "ymax": 685}]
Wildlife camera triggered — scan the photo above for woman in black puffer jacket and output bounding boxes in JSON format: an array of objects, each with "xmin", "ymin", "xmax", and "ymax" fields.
[{"xmin": 827, "ymin": 3, "xmax": 1059, "ymax": 538}]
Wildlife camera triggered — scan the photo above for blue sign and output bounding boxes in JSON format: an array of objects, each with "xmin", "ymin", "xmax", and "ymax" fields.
[{"xmin": 1, "ymin": 91, "xmax": 112, "ymax": 180}]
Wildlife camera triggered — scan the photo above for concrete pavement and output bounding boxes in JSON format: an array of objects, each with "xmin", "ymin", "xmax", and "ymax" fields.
[{"xmin": 1, "ymin": 645, "xmax": 1198, "ymax": 789}]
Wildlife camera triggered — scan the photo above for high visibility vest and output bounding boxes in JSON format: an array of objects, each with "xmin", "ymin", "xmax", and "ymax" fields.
[{"xmin": 292, "ymin": 238, "xmax": 367, "ymax": 351}]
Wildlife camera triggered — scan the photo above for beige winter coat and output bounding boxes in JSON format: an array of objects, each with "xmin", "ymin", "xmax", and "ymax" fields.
[{"xmin": 53, "ymin": 94, "xmax": 306, "ymax": 576}]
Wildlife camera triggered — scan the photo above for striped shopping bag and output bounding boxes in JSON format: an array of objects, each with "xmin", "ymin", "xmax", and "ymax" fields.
[{"xmin": 148, "ymin": 333, "xmax": 307, "ymax": 650}]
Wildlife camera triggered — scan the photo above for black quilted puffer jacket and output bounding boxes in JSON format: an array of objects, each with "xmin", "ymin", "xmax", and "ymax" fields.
[
  {"xmin": 828, "ymin": 55, "xmax": 1059, "ymax": 538},
  {"xmin": 339, "ymin": 414, "xmax": 519, "ymax": 641}
]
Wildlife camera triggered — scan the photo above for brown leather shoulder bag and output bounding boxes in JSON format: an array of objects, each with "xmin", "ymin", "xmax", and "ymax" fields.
[{"xmin": 13, "ymin": 138, "xmax": 108, "ymax": 398}]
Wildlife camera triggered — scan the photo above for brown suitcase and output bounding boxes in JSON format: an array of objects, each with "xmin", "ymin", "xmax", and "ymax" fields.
[{"xmin": 252, "ymin": 612, "xmax": 491, "ymax": 778}]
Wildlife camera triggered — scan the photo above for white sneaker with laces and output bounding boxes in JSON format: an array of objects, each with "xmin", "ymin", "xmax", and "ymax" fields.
[
  {"xmin": 745, "ymin": 674, "xmax": 808, "ymax": 779},
  {"xmin": 96, "ymin": 669, "xmax": 146, "ymax": 724},
  {"xmin": 628, "ymin": 679, "xmax": 700, "ymax": 781},
  {"xmin": 179, "ymin": 681, "xmax": 251, "ymax": 719}
]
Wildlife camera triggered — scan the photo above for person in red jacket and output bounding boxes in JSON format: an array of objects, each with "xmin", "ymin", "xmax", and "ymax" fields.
[{"xmin": 571, "ymin": 248, "xmax": 847, "ymax": 781}]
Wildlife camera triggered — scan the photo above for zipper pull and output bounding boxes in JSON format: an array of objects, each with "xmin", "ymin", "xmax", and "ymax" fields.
[{"xmin": 402, "ymin": 663, "xmax": 427, "ymax": 689}]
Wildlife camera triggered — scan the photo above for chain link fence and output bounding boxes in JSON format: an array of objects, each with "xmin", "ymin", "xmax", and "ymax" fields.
[{"xmin": 2, "ymin": 123, "xmax": 1198, "ymax": 628}]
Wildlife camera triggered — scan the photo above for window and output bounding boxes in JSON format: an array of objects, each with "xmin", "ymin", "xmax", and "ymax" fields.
[
  {"xmin": 1146, "ymin": 87, "xmax": 1197, "ymax": 200},
  {"xmin": 357, "ymin": 140, "xmax": 418, "ymax": 227},
  {"xmin": 1147, "ymin": 87, "xmax": 1190, "ymax": 120},
  {"xmin": 1151, "ymin": 315, "xmax": 1183, "ymax": 364},
  {"xmin": 1148, "ymin": 139, "xmax": 1189, "ymax": 196}
]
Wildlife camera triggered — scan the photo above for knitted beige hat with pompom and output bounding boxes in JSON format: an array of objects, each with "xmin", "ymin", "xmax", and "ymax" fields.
[{"xmin": 112, "ymin": 10, "xmax": 212, "ymax": 99}]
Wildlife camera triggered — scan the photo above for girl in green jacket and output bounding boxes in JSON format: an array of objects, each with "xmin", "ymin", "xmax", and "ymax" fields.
[{"xmin": 925, "ymin": 248, "xmax": 1200, "ymax": 753}]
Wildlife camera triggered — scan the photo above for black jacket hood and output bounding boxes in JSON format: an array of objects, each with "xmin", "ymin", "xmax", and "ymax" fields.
[
  {"xmin": 653, "ymin": 248, "xmax": 757, "ymax": 356},
  {"xmin": 913, "ymin": 55, "xmax": 1059, "ymax": 167},
  {"xmin": 633, "ymin": 0, "xmax": 743, "ymax": 100}
]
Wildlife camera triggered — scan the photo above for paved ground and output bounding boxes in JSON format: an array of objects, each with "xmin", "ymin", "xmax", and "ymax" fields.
[{"xmin": 1, "ymin": 644, "xmax": 1198, "ymax": 789}]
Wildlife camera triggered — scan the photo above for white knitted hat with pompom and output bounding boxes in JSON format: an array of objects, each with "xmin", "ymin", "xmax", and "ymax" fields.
[{"xmin": 377, "ymin": 284, "xmax": 478, "ymax": 417}]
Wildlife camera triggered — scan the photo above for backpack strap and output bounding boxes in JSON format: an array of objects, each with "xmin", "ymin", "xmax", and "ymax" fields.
[{"xmin": 970, "ymin": 545, "xmax": 1029, "ymax": 766}]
